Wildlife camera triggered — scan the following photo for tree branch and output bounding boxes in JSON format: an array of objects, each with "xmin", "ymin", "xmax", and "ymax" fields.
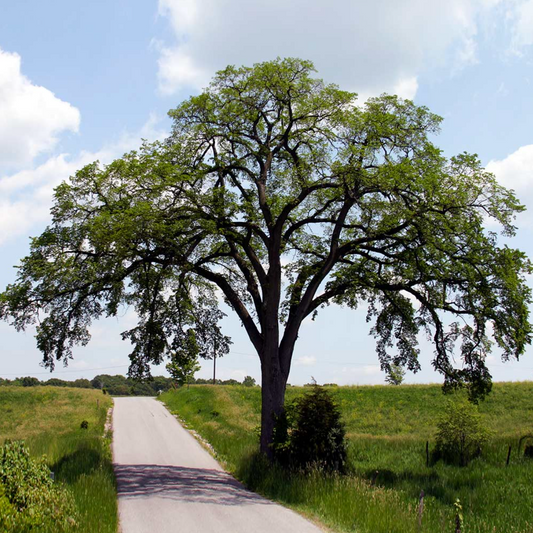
[{"xmin": 192, "ymin": 264, "xmax": 263, "ymax": 353}]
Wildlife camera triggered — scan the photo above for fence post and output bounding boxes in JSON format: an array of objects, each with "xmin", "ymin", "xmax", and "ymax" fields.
[
  {"xmin": 454, "ymin": 499, "xmax": 463, "ymax": 533},
  {"xmin": 417, "ymin": 490, "xmax": 424, "ymax": 530},
  {"xmin": 506, "ymin": 444, "xmax": 512, "ymax": 466}
]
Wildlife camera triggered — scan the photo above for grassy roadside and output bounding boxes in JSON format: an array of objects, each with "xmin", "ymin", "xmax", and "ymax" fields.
[
  {"xmin": 160, "ymin": 383, "xmax": 533, "ymax": 533},
  {"xmin": 0, "ymin": 386, "xmax": 117, "ymax": 533}
]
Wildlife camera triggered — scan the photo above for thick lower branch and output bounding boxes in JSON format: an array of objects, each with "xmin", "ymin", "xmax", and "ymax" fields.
[{"xmin": 193, "ymin": 264, "xmax": 263, "ymax": 353}]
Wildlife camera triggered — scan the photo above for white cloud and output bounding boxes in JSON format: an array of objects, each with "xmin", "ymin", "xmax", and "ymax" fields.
[
  {"xmin": 157, "ymin": 45, "xmax": 210, "ymax": 95},
  {"xmin": 509, "ymin": 0, "xmax": 533, "ymax": 49},
  {"xmin": 392, "ymin": 77, "xmax": 419, "ymax": 100},
  {"xmin": 0, "ymin": 48, "xmax": 80, "ymax": 171},
  {"xmin": 0, "ymin": 155, "xmax": 73, "ymax": 244},
  {"xmin": 159, "ymin": 0, "xmax": 198, "ymax": 33},
  {"xmin": 486, "ymin": 144, "xmax": 533, "ymax": 229},
  {"xmin": 362, "ymin": 365, "xmax": 381, "ymax": 376},
  {"xmin": 0, "ymin": 115, "xmax": 168, "ymax": 246},
  {"xmin": 496, "ymin": 81, "xmax": 509, "ymax": 96},
  {"xmin": 295, "ymin": 356, "xmax": 317, "ymax": 367},
  {"xmin": 156, "ymin": 0, "xmax": 494, "ymax": 98},
  {"xmin": 486, "ymin": 144, "xmax": 533, "ymax": 193},
  {"xmin": 342, "ymin": 364, "xmax": 381, "ymax": 376},
  {"xmin": 229, "ymin": 369, "xmax": 248, "ymax": 381},
  {"xmin": 456, "ymin": 35, "xmax": 479, "ymax": 68}
]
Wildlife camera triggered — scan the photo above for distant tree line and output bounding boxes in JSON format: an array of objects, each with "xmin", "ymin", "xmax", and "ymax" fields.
[{"xmin": 0, "ymin": 374, "xmax": 257, "ymax": 395}]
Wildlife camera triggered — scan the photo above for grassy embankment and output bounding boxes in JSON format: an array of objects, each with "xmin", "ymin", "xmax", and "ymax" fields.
[
  {"xmin": 161, "ymin": 382, "xmax": 533, "ymax": 533},
  {"xmin": 0, "ymin": 386, "xmax": 117, "ymax": 533}
]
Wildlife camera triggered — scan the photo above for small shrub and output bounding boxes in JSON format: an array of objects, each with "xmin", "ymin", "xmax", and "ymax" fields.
[
  {"xmin": 21, "ymin": 376, "xmax": 40, "ymax": 387},
  {"xmin": 242, "ymin": 376, "xmax": 256, "ymax": 387},
  {"xmin": 434, "ymin": 399, "xmax": 491, "ymax": 466},
  {"xmin": 0, "ymin": 440, "xmax": 78, "ymax": 531},
  {"xmin": 385, "ymin": 364, "xmax": 405, "ymax": 385},
  {"xmin": 273, "ymin": 385, "xmax": 347, "ymax": 472}
]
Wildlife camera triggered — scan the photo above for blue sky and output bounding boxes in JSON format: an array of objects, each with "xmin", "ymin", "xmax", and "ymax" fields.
[{"xmin": 1, "ymin": 0, "xmax": 533, "ymax": 385}]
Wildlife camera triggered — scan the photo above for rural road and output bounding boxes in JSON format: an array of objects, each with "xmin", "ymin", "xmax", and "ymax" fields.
[{"xmin": 112, "ymin": 397, "xmax": 324, "ymax": 533}]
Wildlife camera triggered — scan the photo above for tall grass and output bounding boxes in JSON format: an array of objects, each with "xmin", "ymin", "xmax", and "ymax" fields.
[
  {"xmin": 161, "ymin": 383, "xmax": 533, "ymax": 533},
  {"xmin": 0, "ymin": 386, "xmax": 117, "ymax": 533}
]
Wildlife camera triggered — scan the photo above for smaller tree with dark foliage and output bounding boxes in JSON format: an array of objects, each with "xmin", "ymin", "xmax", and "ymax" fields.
[
  {"xmin": 385, "ymin": 364, "xmax": 406, "ymax": 385},
  {"xmin": 166, "ymin": 329, "xmax": 201, "ymax": 387},
  {"xmin": 242, "ymin": 376, "xmax": 256, "ymax": 387},
  {"xmin": 434, "ymin": 399, "xmax": 491, "ymax": 466},
  {"xmin": 20, "ymin": 377, "xmax": 39, "ymax": 387},
  {"xmin": 273, "ymin": 385, "xmax": 347, "ymax": 472}
]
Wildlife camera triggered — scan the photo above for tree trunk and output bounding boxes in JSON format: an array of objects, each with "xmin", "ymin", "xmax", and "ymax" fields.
[{"xmin": 259, "ymin": 349, "xmax": 288, "ymax": 457}]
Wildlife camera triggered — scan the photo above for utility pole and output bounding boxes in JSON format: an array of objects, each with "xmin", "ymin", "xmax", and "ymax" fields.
[{"xmin": 212, "ymin": 337, "xmax": 217, "ymax": 385}]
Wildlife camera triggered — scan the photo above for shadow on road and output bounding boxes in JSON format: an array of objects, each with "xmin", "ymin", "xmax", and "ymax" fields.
[{"xmin": 114, "ymin": 464, "xmax": 272, "ymax": 506}]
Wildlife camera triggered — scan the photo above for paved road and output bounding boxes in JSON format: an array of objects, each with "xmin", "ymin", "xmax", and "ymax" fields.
[{"xmin": 112, "ymin": 397, "xmax": 324, "ymax": 533}]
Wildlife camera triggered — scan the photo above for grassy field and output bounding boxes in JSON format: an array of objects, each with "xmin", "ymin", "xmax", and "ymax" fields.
[
  {"xmin": 161, "ymin": 382, "xmax": 533, "ymax": 533},
  {"xmin": 0, "ymin": 386, "xmax": 117, "ymax": 533}
]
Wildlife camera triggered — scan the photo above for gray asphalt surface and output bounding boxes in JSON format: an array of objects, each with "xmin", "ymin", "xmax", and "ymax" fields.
[{"xmin": 112, "ymin": 397, "xmax": 324, "ymax": 533}]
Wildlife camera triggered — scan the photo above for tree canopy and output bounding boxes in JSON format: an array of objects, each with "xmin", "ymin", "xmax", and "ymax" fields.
[
  {"xmin": 166, "ymin": 329, "xmax": 201, "ymax": 386},
  {"xmin": 1, "ymin": 58, "xmax": 531, "ymax": 451}
]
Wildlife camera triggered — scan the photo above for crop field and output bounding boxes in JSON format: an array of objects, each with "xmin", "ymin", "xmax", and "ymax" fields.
[
  {"xmin": 0, "ymin": 386, "xmax": 117, "ymax": 533},
  {"xmin": 161, "ymin": 382, "xmax": 533, "ymax": 533}
]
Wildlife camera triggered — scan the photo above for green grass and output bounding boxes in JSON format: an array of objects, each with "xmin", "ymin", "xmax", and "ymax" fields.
[
  {"xmin": 0, "ymin": 386, "xmax": 117, "ymax": 533},
  {"xmin": 161, "ymin": 382, "xmax": 533, "ymax": 533}
]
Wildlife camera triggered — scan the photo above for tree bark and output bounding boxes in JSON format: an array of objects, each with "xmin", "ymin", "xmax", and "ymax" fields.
[{"xmin": 259, "ymin": 344, "xmax": 289, "ymax": 457}]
